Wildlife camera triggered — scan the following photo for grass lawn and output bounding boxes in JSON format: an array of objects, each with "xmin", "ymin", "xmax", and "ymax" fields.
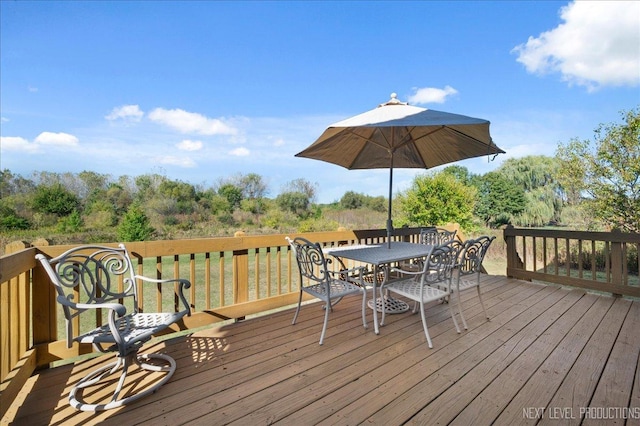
[{"xmin": 482, "ymin": 258, "xmax": 507, "ymax": 276}]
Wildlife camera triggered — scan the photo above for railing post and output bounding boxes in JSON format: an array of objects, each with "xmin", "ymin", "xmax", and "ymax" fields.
[
  {"xmin": 233, "ymin": 231, "xmax": 249, "ymax": 305},
  {"xmin": 504, "ymin": 225, "xmax": 526, "ymax": 279},
  {"xmin": 610, "ymin": 229, "xmax": 623, "ymax": 296},
  {"xmin": 30, "ymin": 240, "xmax": 57, "ymax": 349}
]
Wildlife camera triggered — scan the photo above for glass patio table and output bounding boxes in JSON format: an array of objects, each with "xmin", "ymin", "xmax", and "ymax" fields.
[{"xmin": 324, "ymin": 241, "xmax": 433, "ymax": 335}]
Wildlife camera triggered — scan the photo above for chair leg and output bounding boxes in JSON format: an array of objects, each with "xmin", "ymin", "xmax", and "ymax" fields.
[
  {"xmin": 380, "ymin": 286, "xmax": 387, "ymax": 326},
  {"xmin": 292, "ymin": 290, "xmax": 303, "ymax": 325},
  {"xmin": 448, "ymin": 298, "xmax": 461, "ymax": 334},
  {"xmin": 476, "ymin": 286, "xmax": 489, "ymax": 320},
  {"xmin": 318, "ymin": 300, "xmax": 331, "ymax": 345},
  {"xmin": 360, "ymin": 289, "xmax": 368, "ymax": 329},
  {"xmin": 418, "ymin": 301, "xmax": 433, "ymax": 348},
  {"xmin": 69, "ymin": 352, "xmax": 176, "ymax": 411},
  {"xmin": 457, "ymin": 291, "xmax": 469, "ymax": 330}
]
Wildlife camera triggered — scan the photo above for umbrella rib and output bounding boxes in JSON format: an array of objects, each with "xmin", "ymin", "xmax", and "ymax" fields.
[
  {"xmin": 388, "ymin": 126, "xmax": 442, "ymax": 154},
  {"xmin": 344, "ymin": 128, "xmax": 392, "ymax": 169},
  {"xmin": 406, "ymin": 125, "xmax": 446, "ymax": 145}
]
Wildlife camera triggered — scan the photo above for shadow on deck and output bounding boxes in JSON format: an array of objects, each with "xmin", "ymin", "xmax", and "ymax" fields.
[{"xmin": 5, "ymin": 275, "xmax": 640, "ymax": 425}]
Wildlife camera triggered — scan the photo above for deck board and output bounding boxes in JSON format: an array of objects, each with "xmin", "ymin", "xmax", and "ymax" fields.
[
  {"xmin": 451, "ymin": 289, "xmax": 596, "ymax": 424},
  {"xmin": 495, "ymin": 295, "xmax": 618, "ymax": 425},
  {"xmin": 4, "ymin": 275, "xmax": 639, "ymax": 426}
]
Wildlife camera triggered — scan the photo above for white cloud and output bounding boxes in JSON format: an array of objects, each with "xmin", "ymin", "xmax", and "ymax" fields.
[
  {"xmin": 229, "ymin": 147, "xmax": 250, "ymax": 156},
  {"xmin": 407, "ymin": 85, "xmax": 459, "ymax": 105},
  {"xmin": 34, "ymin": 131, "xmax": 79, "ymax": 147},
  {"xmin": 1, "ymin": 133, "xmax": 79, "ymax": 153},
  {"xmin": 154, "ymin": 155, "xmax": 197, "ymax": 167},
  {"xmin": 177, "ymin": 139, "xmax": 203, "ymax": 151},
  {"xmin": 512, "ymin": 1, "xmax": 640, "ymax": 90},
  {"xmin": 28, "ymin": 86, "xmax": 38, "ymax": 93},
  {"xmin": 105, "ymin": 104, "xmax": 144, "ymax": 122},
  {"xmin": 0, "ymin": 136, "xmax": 39, "ymax": 153},
  {"xmin": 148, "ymin": 108, "xmax": 238, "ymax": 136},
  {"xmin": 1, "ymin": 117, "xmax": 9, "ymax": 123}
]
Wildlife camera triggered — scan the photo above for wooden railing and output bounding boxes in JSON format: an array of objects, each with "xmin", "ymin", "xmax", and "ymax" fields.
[
  {"xmin": 504, "ymin": 226, "xmax": 640, "ymax": 298},
  {"xmin": 8, "ymin": 224, "xmax": 637, "ymax": 417},
  {"xmin": 0, "ymin": 226, "xmax": 430, "ymax": 417}
]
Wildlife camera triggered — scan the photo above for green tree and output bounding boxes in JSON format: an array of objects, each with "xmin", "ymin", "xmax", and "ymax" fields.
[
  {"xmin": 57, "ymin": 210, "xmax": 84, "ymax": 233},
  {"xmin": 31, "ymin": 183, "xmax": 80, "ymax": 216},
  {"xmin": 117, "ymin": 203, "xmax": 155, "ymax": 241},
  {"xmin": 78, "ymin": 170, "xmax": 110, "ymax": 199},
  {"xmin": 0, "ymin": 204, "xmax": 30, "ymax": 230},
  {"xmin": 158, "ymin": 180, "xmax": 197, "ymax": 214},
  {"xmin": 474, "ymin": 172, "xmax": 527, "ymax": 228},
  {"xmin": 397, "ymin": 171, "xmax": 477, "ymax": 230},
  {"xmin": 158, "ymin": 180, "xmax": 196, "ymax": 200},
  {"xmin": 364, "ymin": 195, "xmax": 387, "ymax": 213},
  {"xmin": 218, "ymin": 184, "xmax": 243, "ymax": 210},
  {"xmin": 556, "ymin": 107, "xmax": 640, "ymax": 232},
  {"xmin": 340, "ymin": 191, "xmax": 365, "ymax": 209},
  {"xmin": 134, "ymin": 173, "xmax": 166, "ymax": 201},
  {"xmin": 239, "ymin": 173, "xmax": 268, "ymax": 199},
  {"xmin": 1, "ymin": 169, "xmax": 36, "ymax": 197},
  {"xmin": 104, "ymin": 183, "xmax": 132, "ymax": 216},
  {"xmin": 442, "ymin": 165, "xmax": 475, "ymax": 185},
  {"xmin": 282, "ymin": 178, "xmax": 317, "ymax": 203},
  {"xmin": 276, "ymin": 191, "xmax": 311, "ymax": 218},
  {"xmin": 497, "ymin": 156, "xmax": 562, "ymax": 225}
]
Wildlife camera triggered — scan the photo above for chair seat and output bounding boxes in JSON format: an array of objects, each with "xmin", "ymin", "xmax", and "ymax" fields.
[
  {"xmin": 385, "ymin": 279, "xmax": 449, "ymax": 303},
  {"xmin": 76, "ymin": 312, "xmax": 186, "ymax": 348},
  {"xmin": 303, "ymin": 279, "xmax": 365, "ymax": 299}
]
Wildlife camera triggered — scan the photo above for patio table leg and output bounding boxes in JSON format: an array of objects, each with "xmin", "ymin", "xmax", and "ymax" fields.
[{"xmin": 373, "ymin": 265, "xmax": 380, "ymax": 334}]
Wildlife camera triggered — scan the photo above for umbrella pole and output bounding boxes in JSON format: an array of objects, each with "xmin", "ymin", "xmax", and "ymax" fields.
[{"xmin": 387, "ymin": 153, "xmax": 393, "ymax": 249}]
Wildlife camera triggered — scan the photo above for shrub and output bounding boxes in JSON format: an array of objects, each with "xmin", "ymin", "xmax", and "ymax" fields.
[
  {"xmin": 57, "ymin": 210, "xmax": 84, "ymax": 233},
  {"xmin": 117, "ymin": 204, "xmax": 155, "ymax": 241}
]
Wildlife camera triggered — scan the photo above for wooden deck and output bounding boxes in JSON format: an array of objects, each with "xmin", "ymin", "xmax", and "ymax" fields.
[{"xmin": 5, "ymin": 275, "xmax": 640, "ymax": 426}]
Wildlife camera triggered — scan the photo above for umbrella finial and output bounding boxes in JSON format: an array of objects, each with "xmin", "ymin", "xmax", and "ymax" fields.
[{"xmin": 380, "ymin": 93, "xmax": 408, "ymax": 107}]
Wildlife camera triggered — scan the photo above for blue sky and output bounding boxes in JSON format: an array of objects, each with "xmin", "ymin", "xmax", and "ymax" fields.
[{"xmin": 1, "ymin": 1, "xmax": 638, "ymax": 203}]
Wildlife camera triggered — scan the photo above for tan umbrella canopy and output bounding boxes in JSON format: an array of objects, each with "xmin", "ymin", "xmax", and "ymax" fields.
[{"xmin": 296, "ymin": 93, "xmax": 505, "ymax": 245}]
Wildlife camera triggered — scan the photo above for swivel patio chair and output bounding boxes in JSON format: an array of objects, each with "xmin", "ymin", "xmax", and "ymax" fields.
[
  {"xmin": 454, "ymin": 235, "xmax": 496, "ymax": 329},
  {"xmin": 36, "ymin": 244, "xmax": 191, "ymax": 411},
  {"xmin": 380, "ymin": 241, "xmax": 463, "ymax": 348},
  {"xmin": 287, "ymin": 237, "xmax": 368, "ymax": 345}
]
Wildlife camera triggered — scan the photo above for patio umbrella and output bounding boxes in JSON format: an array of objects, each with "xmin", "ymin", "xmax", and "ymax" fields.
[{"xmin": 295, "ymin": 93, "xmax": 505, "ymax": 247}]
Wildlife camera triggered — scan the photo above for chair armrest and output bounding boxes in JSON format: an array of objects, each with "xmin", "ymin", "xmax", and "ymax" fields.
[
  {"xmin": 134, "ymin": 276, "xmax": 191, "ymax": 288},
  {"xmin": 389, "ymin": 267, "xmax": 423, "ymax": 277},
  {"xmin": 57, "ymin": 295, "xmax": 127, "ymax": 316},
  {"xmin": 329, "ymin": 266, "xmax": 368, "ymax": 285},
  {"xmin": 329, "ymin": 265, "xmax": 367, "ymax": 276},
  {"xmin": 134, "ymin": 276, "xmax": 192, "ymax": 314}
]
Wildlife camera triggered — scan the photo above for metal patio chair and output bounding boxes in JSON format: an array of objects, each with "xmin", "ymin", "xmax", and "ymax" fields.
[
  {"xmin": 35, "ymin": 244, "xmax": 191, "ymax": 411},
  {"xmin": 287, "ymin": 237, "xmax": 368, "ymax": 345},
  {"xmin": 401, "ymin": 227, "xmax": 458, "ymax": 272},
  {"xmin": 454, "ymin": 235, "xmax": 496, "ymax": 329},
  {"xmin": 381, "ymin": 240, "xmax": 463, "ymax": 348},
  {"xmin": 420, "ymin": 227, "xmax": 457, "ymax": 246}
]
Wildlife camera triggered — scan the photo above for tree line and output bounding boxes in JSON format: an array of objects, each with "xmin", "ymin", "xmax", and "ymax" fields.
[
  {"xmin": 397, "ymin": 107, "xmax": 639, "ymax": 234},
  {"xmin": 1, "ymin": 107, "xmax": 637, "ymax": 247}
]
